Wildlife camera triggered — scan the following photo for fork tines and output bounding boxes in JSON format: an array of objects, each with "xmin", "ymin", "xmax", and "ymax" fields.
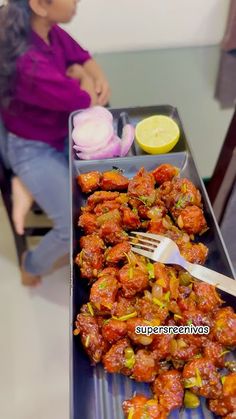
[
  {"xmin": 128, "ymin": 231, "xmax": 162, "ymax": 251},
  {"xmin": 130, "ymin": 231, "xmax": 165, "ymax": 241}
]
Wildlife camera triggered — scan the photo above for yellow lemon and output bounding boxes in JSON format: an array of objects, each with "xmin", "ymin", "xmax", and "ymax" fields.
[{"xmin": 135, "ymin": 115, "xmax": 180, "ymax": 154}]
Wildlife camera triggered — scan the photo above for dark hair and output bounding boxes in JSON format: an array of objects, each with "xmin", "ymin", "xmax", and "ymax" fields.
[{"xmin": 0, "ymin": 0, "xmax": 31, "ymax": 107}]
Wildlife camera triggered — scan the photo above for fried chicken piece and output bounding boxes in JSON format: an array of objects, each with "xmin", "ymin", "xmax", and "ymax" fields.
[
  {"xmin": 102, "ymin": 338, "xmax": 132, "ymax": 375},
  {"xmin": 152, "ymin": 370, "xmax": 184, "ymax": 413},
  {"xmin": 148, "ymin": 216, "xmax": 187, "ymax": 243},
  {"xmin": 180, "ymin": 242, "xmax": 208, "ymax": 264},
  {"xmin": 136, "ymin": 296, "xmax": 169, "ymax": 324},
  {"xmin": 212, "ymin": 307, "xmax": 236, "ymax": 347},
  {"xmin": 180, "ymin": 333, "xmax": 206, "ymax": 348},
  {"xmin": 148, "ymin": 219, "xmax": 168, "ymax": 235},
  {"xmin": 115, "ymin": 193, "xmax": 129, "ymax": 205},
  {"xmin": 152, "ymin": 164, "xmax": 179, "ymax": 185},
  {"xmin": 156, "ymin": 180, "xmax": 172, "ymax": 200},
  {"xmin": 101, "ymin": 319, "xmax": 127, "ymax": 344},
  {"xmin": 121, "ymin": 206, "xmax": 141, "ymax": 230},
  {"xmin": 159, "ymin": 178, "xmax": 202, "ymax": 212},
  {"xmin": 130, "ymin": 198, "xmax": 166, "ymax": 223},
  {"xmin": 128, "ymin": 197, "xmax": 143, "ymax": 209},
  {"xmin": 100, "ymin": 170, "xmax": 129, "ymax": 191},
  {"xmin": 77, "ymin": 171, "xmax": 101, "ymax": 193},
  {"xmin": 209, "ymin": 373, "xmax": 236, "ymax": 417},
  {"xmin": 132, "ymin": 349, "xmax": 157, "ymax": 382},
  {"xmin": 119, "ymin": 264, "xmax": 149, "ymax": 297},
  {"xmin": 99, "ymin": 266, "xmax": 120, "ymax": 276},
  {"xmin": 128, "ymin": 167, "xmax": 156, "ymax": 205},
  {"xmin": 99, "ymin": 220, "xmax": 128, "ymax": 244},
  {"xmin": 169, "ymin": 335, "xmax": 202, "ymax": 362},
  {"xmin": 75, "ymin": 234, "xmax": 105, "ymax": 279},
  {"xmin": 105, "ymin": 241, "xmax": 131, "ymax": 264},
  {"xmin": 94, "ymin": 200, "xmax": 121, "ymax": 215},
  {"xmin": 173, "ymin": 178, "xmax": 202, "ymax": 208},
  {"xmin": 96, "ymin": 208, "xmax": 121, "ymax": 226},
  {"xmin": 123, "ymin": 395, "xmax": 166, "ymax": 419},
  {"xmin": 90, "ymin": 273, "xmax": 119, "ymax": 313},
  {"xmin": 223, "ymin": 374, "xmax": 236, "ymax": 396},
  {"xmin": 79, "ymin": 233, "xmax": 104, "ymax": 252},
  {"xmin": 153, "ymin": 262, "xmax": 170, "ymax": 290},
  {"xmin": 182, "ymin": 358, "xmax": 222, "ymax": 399},
  {"xmin": 203, "ymin": 340, "xmax": 226, "ymax": 368},
  {"xmin": 111, "ymin": 294, "xmax": 137, "ymax": 318},
  {"xmin": 193, "ymin": 282, "xmax": 222, "ymax": 313},
  {"xmin": 177, "ymin": 309, "xmax": 213, "ymax": 328},
  {"xmin": 150, "ymin": 334, "xmax": 173, "ymax": 361},
  {"xmin": 176, "ymin": 205, "xmax": 207, "ymax": 235},
  {"xmin": 87, "ymin": 191, "xmax": 119, "ymax": 210},
  {"xmin": 133, "ymin": 204, "xmax": 147, "ymax": 219},
  {"xmin": 147, "ymin": 203, "xmax": 167, "ymax": 220},
  {"xmin": 75, "ymin": 313, "xmax": 104, "ymax": 363},
  {"xmin": 78, "ymin": 212, "xmax": 98, "ymax": 234},
  {"xmin": 177, "ymin": 288, "xmax": 197, "ymax": 312}
]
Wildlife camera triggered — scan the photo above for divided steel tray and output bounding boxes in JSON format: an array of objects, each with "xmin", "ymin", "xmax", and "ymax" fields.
[{"xmin": 69, "ymin": 105, "xmax": 235, "ymax": 419}]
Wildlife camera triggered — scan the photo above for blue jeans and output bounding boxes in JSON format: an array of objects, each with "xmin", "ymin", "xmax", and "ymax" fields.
[{"xmin": 7, "ymin": 134, "xmax": 70, "ymax": 276}]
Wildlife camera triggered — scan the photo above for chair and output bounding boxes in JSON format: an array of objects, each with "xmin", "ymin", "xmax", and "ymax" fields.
[{"xmin": 0, "ymin": 145, "xmax": 51, "ymax": 266}]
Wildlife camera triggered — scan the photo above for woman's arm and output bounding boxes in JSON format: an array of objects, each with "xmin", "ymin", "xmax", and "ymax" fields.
[
  {"xmin": 66, "ymin": 64, "xmax": 97, "ymax": 106},
  {"xmin": 52, "ymin": 27, "xmax": 110, "ymax": 105},
  {"xmin": 82, "ymin": 59, "xmax": 111, "ymax": 106},
  {"xmin": 16, "ymin": 55, "xmax": 92, "ymax": 112}
]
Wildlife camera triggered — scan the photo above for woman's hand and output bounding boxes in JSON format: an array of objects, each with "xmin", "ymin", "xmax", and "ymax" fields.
[
  {"xmin": 83, "ymin": 59, "xmax": 111, "ymax": 106},
  {"xmin": 94, "ymin": 76, "xmax": 110, "ymax": 106},
  {"xmin": 66, "ymin": 61, "xmax": 111, "ymax": 106},
  {"xmin": 80, "ymin": 74, "xmax": 98, "ymax": 106}
]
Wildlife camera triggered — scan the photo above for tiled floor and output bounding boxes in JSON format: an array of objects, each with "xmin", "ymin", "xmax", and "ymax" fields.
[{"xmin": 0, "ymin": 45, "xmax": 235, "ymax": 419}]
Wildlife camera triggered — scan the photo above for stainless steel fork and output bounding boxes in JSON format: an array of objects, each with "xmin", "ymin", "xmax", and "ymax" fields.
[{"xmin": 129, "ymin": 231, "xmax": 236, "ymax": 297}]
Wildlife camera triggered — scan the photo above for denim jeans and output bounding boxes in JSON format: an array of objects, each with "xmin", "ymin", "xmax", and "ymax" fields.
[{"xmin": 7, "ymin": 133, "xmax": 70, "ymax": 276}]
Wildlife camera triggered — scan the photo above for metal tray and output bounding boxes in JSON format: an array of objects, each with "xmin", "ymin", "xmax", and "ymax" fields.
[{"xmin": 69, "ymin": 106, "xmax": 235, "ymax": 419}]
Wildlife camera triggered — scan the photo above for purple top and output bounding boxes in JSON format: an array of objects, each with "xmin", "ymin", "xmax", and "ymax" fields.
[{"xmin": 1, "ymin": 25, "xmax": 92, "ymax": 150}]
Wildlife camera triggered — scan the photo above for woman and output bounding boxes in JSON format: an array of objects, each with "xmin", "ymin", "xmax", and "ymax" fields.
[{"xmin": 0, "ymin": 0, "xmax": 110, "ymax": 285}]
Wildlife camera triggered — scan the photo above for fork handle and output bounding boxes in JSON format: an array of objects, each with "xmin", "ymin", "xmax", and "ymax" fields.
[{"xmin": 187, "ymin": 263, "xmax": 236, "ymax": 297}]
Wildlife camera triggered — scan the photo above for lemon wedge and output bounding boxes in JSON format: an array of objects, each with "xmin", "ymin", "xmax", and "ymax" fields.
[{"xmin": 135, "ymin": 115, "xmax": 180, "ymax": 154}]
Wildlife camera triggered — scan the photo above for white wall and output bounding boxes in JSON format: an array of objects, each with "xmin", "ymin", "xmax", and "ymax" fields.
[{"xmin": 63, "ymin": 0, "xmax": 230, "ymax": 53}]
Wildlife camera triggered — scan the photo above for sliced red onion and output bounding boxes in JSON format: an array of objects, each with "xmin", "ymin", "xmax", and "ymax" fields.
[
  {"xmin": 120, "ymin": 124, "xmax": 135, "ymax": 157},
  {"xmin": 73, "ymin": 106, "xmax": 113, "ymax": 127},
  {"xmin": 72, "ymin": 116, "xmax": 114, "ymax": 148},
  {"xmin": 73, "ymin": 132, "xmax": 115, "ymax": 153},
  {"xmin": 91, "ymin": 106, "xmax": 113, "ymax": 122},
  {"xmin": 72, "ymin": 108, "xmax": 134, "ymax": 160},
  {"xmin": 73, "ymin": 110, "xmax": 92, "ymax": 126},
  {"xmin": 73, "ymin": 144, "xmax": 100, "ymax": 153},
  {"xmin": 75, "ymin": 135, "xmax": 122, "ymax": 160}
]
